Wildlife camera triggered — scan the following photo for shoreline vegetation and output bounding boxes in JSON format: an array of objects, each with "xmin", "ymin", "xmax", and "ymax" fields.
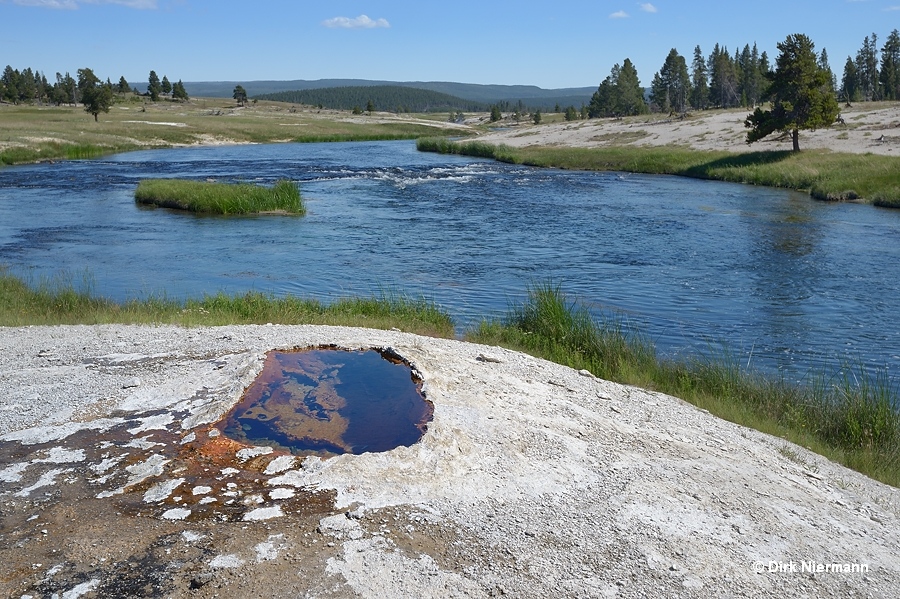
[
  {"xmin": 416, "ymin": 137, "xmax": 900, "ymax": 207},
  {"xmin": 135, "ymin": 178, "xmax": 305, "ymax": 215},
  {"xmin": 1, "ymin": 271, "xmax": 897, "ymax": 488}
]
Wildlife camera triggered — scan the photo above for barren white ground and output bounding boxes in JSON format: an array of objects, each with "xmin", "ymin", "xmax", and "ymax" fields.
[
  {"xmin": 1, "ymin": 324, "xmax": 898, "ymax": 598},
  {"xmin": 475, "ymin": 103, "xmax": 900, "ymax": 156}
]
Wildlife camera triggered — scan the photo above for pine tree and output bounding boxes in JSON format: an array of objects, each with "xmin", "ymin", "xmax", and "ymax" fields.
[
  {"xmin": 172, "ymin": 80, "xmax": 189, "ymax": 101},
  {"xmin": 2, "ymin": 65, "xmax": 19, "ymax": 104},
  {"xmin": 148, "ymin": 70, "xmax": 161, "ymax": 101},
  {"xmin": 18, "ymin": 67, "xmax": 36, "ymax": 103},
  {"xmin": 650, "ymin": 48, "xmax": 691, "ymax": 113},
  {"xmin": 745, "ymin": 34, "xmax": 839, "ymax": 151},
  {"xmin": 117, "ymin": 76, "xmax": 129, "ymax": 95},
  {"xmin": 880, "ymin": 29, "xmax": 900, "ymax": 100},
  {"xmin": 708, "ymin": 44, "xmax": 740, "ymax": 107},
  {"xmin": 855, "ymin": 34, "xmax": 880, "ymax": 101},
  {"xmin": 77, "ymin": 67, "xmax": 114, "ymax": 121},
  {"xmin": 233, "ymin": 85, "xmax": 247, "ymax": 106},
  {"xmin": 617, "ymin": 59, "xmax": 647, "ymax": 115},
  {"xmin": 690, "ymin": 45, "xmax": 709, "ymax": 109},
  {"xmin": 588, "ymin": 64, "xmax": 620, "ymax": 117},
  {"xmin": 841, "ymin": 56, "xmax": 860, "ymax": 102},
  {"xmin": 818, "ymin": 48, "xmax": 836, "ymax": 93},
  {"xmin": 161, "ymin": 75, "xmax": 171, "ymax": 96}
]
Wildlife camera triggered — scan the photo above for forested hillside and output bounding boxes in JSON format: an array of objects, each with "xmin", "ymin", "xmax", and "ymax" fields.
[
  {"xmin": 255, "ymin": 85, "xmax": 489, "ymax": 113},
  {"xmin": 185, "ymin": 79, "xmax": 594, "ymax": 109}
]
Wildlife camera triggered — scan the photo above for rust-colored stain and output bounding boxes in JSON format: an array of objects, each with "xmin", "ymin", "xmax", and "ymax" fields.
[
  {"xmin": 0, "ymin": 345, "xmax": 431, "ymax": 538},
  {"xmin": 215, "ymin": 346, "xmax": 433, "ymax": 458}
]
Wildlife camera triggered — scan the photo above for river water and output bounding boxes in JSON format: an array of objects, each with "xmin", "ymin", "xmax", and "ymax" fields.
[{"xmin": 2, "ymin": 140, "xmax": 900, "ymax": 379}]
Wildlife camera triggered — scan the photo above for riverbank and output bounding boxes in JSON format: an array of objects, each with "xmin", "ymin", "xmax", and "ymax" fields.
[
  {"xmin": 2, "ymin": 271, "xmax": 897, "ymax": 488},
  {"xmin": 419, "ymin": 103, "xmax": 900, "ymax": 205},
  {"xmin": 0, "ymin": 99, "xmax": 471, "ymax": 165},
  {"xmin": 485, "ymin": 103, "xmax": 900, "ymax": 205}
]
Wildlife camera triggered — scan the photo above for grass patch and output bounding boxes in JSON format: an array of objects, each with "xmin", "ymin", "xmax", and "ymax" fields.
[
  {"xmin": 0, "ymin": 269, "xmax": 454, "ymax": 338},
  {"xmin": 135, "ymin": 179, "xmax": 305, "ymax": 215},
  {"xmin": 0, "ymin": 142, "xmax": 109, "ymax": 165},
  {"xmin": 418, "ymin": 138, "xmax": 900, "ymax": 205},
  {"xmin": 589, "ymin": 130, "xmax": 650, "ymax": 144},
  {"xmin": 467, "ymin": 282, "xmax": 900, "ymax": 487}
]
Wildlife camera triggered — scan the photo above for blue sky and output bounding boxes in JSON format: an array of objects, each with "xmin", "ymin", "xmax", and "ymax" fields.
[{"xmin": 2, "ymin": 0, "xmax": 899, "ymax": 89}]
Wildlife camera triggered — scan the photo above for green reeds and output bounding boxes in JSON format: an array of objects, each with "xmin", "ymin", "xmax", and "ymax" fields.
[
  {"xmin": 467, "ymin": 282, "xmax": 900, "ymax": 487},
  {"xmin": 469, "ymin": 281, "xmax": 655, "ymax": 381},
  {"xmin": 134, "ymin": 179, "xmax": 305, "ymax": 215},
  {"xmin": 0, "ymin": 269, "xmax": 453, "ymax": 337},
  {"xmin": 0, "ymin": 142, "xmax": 109, "ymax": 165}
]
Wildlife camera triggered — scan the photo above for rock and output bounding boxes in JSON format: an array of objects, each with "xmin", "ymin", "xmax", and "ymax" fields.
[{"xmin": 476, "ymin": 354, "xmax": 503, "ymax": 363}]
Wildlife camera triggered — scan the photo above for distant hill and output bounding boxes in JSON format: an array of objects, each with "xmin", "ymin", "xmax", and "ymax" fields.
[
  {"xmin": 183, "ymin": 79, "xmax": 596, "ymax": 110},
  {"xmin": 256, "ymin": 86, "xmax": 489, "ymax": 113}
]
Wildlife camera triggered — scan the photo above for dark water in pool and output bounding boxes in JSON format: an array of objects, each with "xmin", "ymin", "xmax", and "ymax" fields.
[
  {"xmin": 2, "ymin": 140, "xmax": 900, "ymax": 380},
  {"xmin": 217, "ymin": 348, "xmax": 431, "ymax": 456}
]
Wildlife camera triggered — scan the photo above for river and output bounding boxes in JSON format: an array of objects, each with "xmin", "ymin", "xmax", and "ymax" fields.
[{"xmin": 2, "ymin": 140, "xmax": 900, "ymax": 380}]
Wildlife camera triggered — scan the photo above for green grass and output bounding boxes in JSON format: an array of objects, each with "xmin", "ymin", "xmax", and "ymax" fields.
[
  {"xmin": 0, "ymin": 142, "xmax": 109, "ymax": 165},
  {"xmin": 467, "ymin": 282, "xmax": 900, "ymax": 488},
  {"xmin": 134, "ymin": 179, "xmax": 305, "ymax": 215},
  {"xmin": 0, "ymin": 101, "xmax": 472, "ymax": 166},
  {"xmin": 0, "ymin": 269, "xmax": 454, "ymax": 337},
  {"xmin": 417, "ymin": 138, "xmax": 900, "ymax": 206}
]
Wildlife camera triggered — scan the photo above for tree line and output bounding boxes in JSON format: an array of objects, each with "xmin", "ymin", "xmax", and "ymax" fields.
[
  {"xmin": 586, "ymin": 28, "xmax": 899, "ymax": 118},
  {"xmin": 0, "ymin": 65, "xmax": 189, "ymax": 120}
]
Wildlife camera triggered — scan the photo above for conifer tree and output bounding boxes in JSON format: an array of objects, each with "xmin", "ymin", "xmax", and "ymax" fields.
[
  {"xmin": 745, "ymin": 34, "xmax": 839, "ymax": 151},
  {"xmin": 77, "ymin": 67, "xmax": 114, "ymax": 121},
  {"xmin": 172, "ymin": 80, "xmax": 189, "ymax": 101},
  {"xmin": 880, "ymin": 29, "xmax": 900, "ymax": 100},
  {"xmin": 650, "ymin": 48, "xmax": 691, "ymax": 113},
  {"xmin": 841, "ymin": 56, "xmax": 860, "ymax": 102},
  {"xmin": 148, "ymin": 70, "xmax": 161, "ymax": 101},
  {"xmin": 233, "ymin": 84, "xmax": 247, "ymax": 106},
  {"xmin": 855, "ymin": 34, "xmax": 880, "ymax": 101},
  {"xmin": 690, "ymin": 46, "xmax": 709, "ymax": 109}
]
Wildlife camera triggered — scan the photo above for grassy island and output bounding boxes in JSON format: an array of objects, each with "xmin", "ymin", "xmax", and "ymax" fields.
[{"xmin": 135, "ymin": 178, "xmax": 305, "ymax": 215}]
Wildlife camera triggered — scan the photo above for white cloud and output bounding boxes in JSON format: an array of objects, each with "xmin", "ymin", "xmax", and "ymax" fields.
[
  {"xmin": 322, "ymin": 14, "xmax": 390, "ymax": 29},
  {"xmin": 12, "ymin": 0, "xmax": 78, "ymax": 7},
  {"xmin": 609, "ymin": 10, "xmax": 629, "ymax": 18},
  {"xmin": 12, "ymin": 0, "xmax": 156, "ymax": 7},
  {"xmin": 639, "ymin": 2, "xmax": 657, "ymax": 12},
  {"xmin": 885, "ymin": 5, "xmax": 900, "ymax": 10}
]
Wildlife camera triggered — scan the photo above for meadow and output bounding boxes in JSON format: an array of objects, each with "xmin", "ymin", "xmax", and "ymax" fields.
[{"xmin": 0, "ymin": 97, "xmax": 470, "ymax": 165}]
